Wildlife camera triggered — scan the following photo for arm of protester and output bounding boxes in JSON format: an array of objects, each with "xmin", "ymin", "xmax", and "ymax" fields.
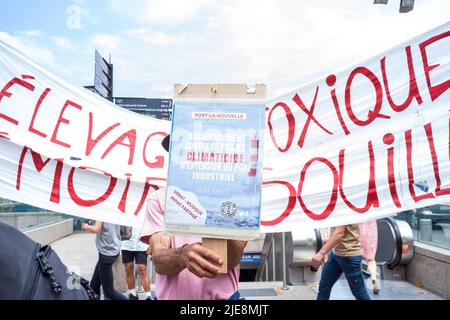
[
  {"xmin": 81, "ymin": 221, "xmax": 102, "ymax": 234},
  {"xmin": 227, "ymin": 240, "xmax": 247, "ymax": 269},
  {"xmin": 311, "ymin": 225, "xmax": 346, "ymax": 269},
  {"xmin": 150, "ymin": 233, "xmax": 224, "ymax": 278},
  {"xmin": 149, "ymin": 232, "xmax": 183, "ymax": 275}
]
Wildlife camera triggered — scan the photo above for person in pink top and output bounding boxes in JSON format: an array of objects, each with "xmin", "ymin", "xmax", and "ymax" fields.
[
  {"xmin": 140, "ymin": 135, "xmax": 247, "ymax": 300},
  {"xmin": 359, "ymin": 220, "xmax": 379, "ymax": 294}
]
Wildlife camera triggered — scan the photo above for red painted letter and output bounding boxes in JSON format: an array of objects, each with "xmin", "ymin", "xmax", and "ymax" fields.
[
  {"xmin": 419, "ymin": 30, "xmax": 450, "ymax": 101},
  {"xmin": 345, "ymin": 67, "xmax": 389, "ymax": 127},
  {"xmin": 51, "ymin": 100, "xmax": 83, "ymax": 148},
  {"xmin": 260, "ymin": 180, "xmax": 297, "ymax": 226},
  {"xmin": 381, "ymin": 46, "xmax": 423, "ymax": 112},
  {"xmin": 405, "ymin": 128, "xmax": 435, "ymax": 202},
  {"xmin": 85, "ymin": 112, "xmax": 121, "ymax": 156},
  {"xmin": 267, "ymin": 102, "xmax": 295, "ymax": 152},
  {"xmin": 29, "ymin": 88, "xmax": 51, "ymax": 138},
  {"xmin": 68, "ymin": 166, "xmax": 117, "ymax": 207},
  {"xmin": 142, "ymin": 132, "xmax": 166, "ymax": 168},
  {"xmin": 338, "ymin": 141, "xmax": 379, "ymax": 213},
  {"xmin": 16, "ymin": 146, "xmax": 63, "ymax": 203},
  {"xmin": 292, "ymin": 87, "xmax": 332, "ymax": 148},
  {"xmin": 0, "ymin": 75, "xmax": 36, "ymax": 125},
  {"xmin": 298, "ymin": 157, "xmax": 338, "ymax": 220},
  {"xmin": 101, "ymin": 129, "xmax": 137, "ymax": 165},
  {"xmin": 424, "ymin": 123, "xmax": 450, "ymax": 197}
]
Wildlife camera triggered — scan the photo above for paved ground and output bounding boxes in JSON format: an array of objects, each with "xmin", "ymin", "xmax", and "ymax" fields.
[
  {"xmin": 238, "ymin": 279, "xmax": 443, "ymax": 300},
  {"xmin": 314, "ymin": 278, "xmax": 443, "ymax": 300},
  {"xmin": 50, "ymin": 232, "xmax": 445, "ymax": 300},
  {"xmin": 238, "ymin": 281, "xmax": 317, "ymax": 300},
  {"xmin": 51, "ymin": 232, "xmax": 98, "ymax": 281}
]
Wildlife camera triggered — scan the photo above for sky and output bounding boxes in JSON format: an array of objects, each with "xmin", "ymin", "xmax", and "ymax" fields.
[{"xmin": 0, "ymin": 0, "xmax": 449, "ymax": 99}]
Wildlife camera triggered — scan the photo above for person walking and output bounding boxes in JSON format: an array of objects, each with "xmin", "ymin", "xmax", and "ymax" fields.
[
  {"xmin": 82, "ymin": 221, "xmax": 127, "ymax": 300},
  {"xmin": 359, "ymin": 220, "xmax": 380, "ymax": 294},
  {"xmin": 122, "ymin": 226, "xmax": 152, "ymax": 300},
  {"xmin": 311, "ymin": 224, "xmax": 371, "ymax": 300}
]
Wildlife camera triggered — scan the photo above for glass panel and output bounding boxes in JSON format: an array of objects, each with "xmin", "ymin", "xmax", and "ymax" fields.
[
  {"xmin": 0, "ymin": 197, "xmax": 70, "ymax": 231},
  {"xmin": 395, "ymin": 204, "xmax": 450, "ymax": 251}
]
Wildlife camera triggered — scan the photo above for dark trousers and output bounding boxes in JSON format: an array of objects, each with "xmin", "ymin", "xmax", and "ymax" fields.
[
  {"xmin": 317, "ymin": 252, "xmax": 371, "ymax": 300},
  {"xmin": 90, "ymin": 253, "xmax": 128, "ymax": 300}
]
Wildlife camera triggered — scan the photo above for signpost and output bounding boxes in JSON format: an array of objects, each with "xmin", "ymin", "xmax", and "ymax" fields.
[
  {"xmin": 94, "ymin": 50, "xmax": 113, "ymax": 101},
  {"xmin": 114, "ymin": 97, "xmax": 173, "ymax": 120},
  {"xmin": 164, "ymin": 84, "xmax": 266, "ymax": 272}
]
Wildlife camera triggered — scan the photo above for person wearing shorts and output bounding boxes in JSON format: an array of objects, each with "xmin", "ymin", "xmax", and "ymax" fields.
[{"xmin": 122, "ymin": 226, "xmax": 152, "ymax": 300}]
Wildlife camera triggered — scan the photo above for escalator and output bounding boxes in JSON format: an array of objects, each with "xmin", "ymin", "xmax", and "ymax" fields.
[{"xmin": 253, "ymin": 217, "xmax": 414, "ymax": 285}]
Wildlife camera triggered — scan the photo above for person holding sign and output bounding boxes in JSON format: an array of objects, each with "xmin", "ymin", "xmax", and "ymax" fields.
[
  {"xmin": 140, "ymin": 135, "xmax": 247, "ymax": 300},
  {"xmin": 311, "ymin": 224, "xmax": 371, "ymax": 300}
]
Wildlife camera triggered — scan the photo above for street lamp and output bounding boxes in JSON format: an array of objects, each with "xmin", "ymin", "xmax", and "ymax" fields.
[
  {"xmin": 373, "ymin": 0, "xmax": 415, "ymax": 13},
  {"xmin": 399, "ymin": 0, "xmax": 415, "ymax": 13}
]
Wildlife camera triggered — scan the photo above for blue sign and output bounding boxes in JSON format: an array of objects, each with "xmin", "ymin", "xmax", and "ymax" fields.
[
  {"xmin": 241, "ymin": 253, "xmax": 262, "ymax": 264},
  {"xmin": 164, "ymin": 100, "xmax": 265, "ymax": 240},
  {"xmin": 114, "ymin": 97, "xmax": 172, "ymax": 120}
]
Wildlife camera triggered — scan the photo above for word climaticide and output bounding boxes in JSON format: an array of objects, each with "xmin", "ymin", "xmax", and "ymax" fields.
[{"xmin": 186, "ymin": 151, "xmax": 244, "ymax": 163}]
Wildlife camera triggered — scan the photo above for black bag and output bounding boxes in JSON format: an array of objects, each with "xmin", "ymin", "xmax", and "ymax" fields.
[
  {"xmin": 0, "ymin": 221, "xmax": 98, "ymax": 300},
  {"xmin": 120, "ymin": 225, "xmax": 133, "ymax": 241}
]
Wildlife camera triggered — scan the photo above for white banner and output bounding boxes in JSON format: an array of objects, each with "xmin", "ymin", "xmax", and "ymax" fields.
[
  {"xmin": 0, "ymin": 41, "xmax": 170, "ymax": 227},
  {"xmin": 0, "ymin": 23, "xmax": 449, "ymax": 232},
  {"xmin": 261, "ymin": 22, "xmax": 450, "ymax": 232}
]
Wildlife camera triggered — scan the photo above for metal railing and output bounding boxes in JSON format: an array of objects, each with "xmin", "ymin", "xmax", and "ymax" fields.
[
  {"xmin": 133, "ymin": 255, "xmax": 156, "ymax": 294},
  {"xmin": 0, "ymin": 212, "xmax": 67, "ymax": 231},
  {"xmin": 256, "ymin": 232, "xmax": 289, "ymax": 289}
]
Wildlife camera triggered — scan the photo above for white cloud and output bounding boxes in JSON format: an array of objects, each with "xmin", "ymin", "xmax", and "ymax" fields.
[
  {"xmin": 3, "ymin": 1, "xmax": 448, "ymax": 100},
  {"xmin": 52, "ymin": 36, "xmax": 75, "ymax": 50},
  {"xmin": 199, "ymin": 0, "xmax": 450, "ymax": 97},
  {"xmin": 0, "ymin": 32, "xmax": 91, "ymax": 87},
  {"xmin": 127, "ymin": 29, "xmax": 177, "ymax": 46},
  {"xmin": 0, "ymin": 31, "xmax": 55, "ymax": 65},
  {"xmin": 111, "ymin": 0, "xmax": 213, "ymax": 25},
  {"xmin": 17, "ymin": 30, "xmax": 44, "ymax": 37},
  {"xmin": 91, "ymin": 34, "xmax": 120, "ymax": 50},
  {"xmin": 127, "ymin": 28, "xmax": 199, "ymax": 46},
  {"xmin": 99, "ymin": 0, "xmax": 450, "ymax": 99}
]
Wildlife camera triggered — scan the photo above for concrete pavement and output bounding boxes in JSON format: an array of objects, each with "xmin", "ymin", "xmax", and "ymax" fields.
[
  {"xmin": 51, "ymin": 232, "xmax": 98, "ymax": 281},
  {"xmin": 50, "ymin": 232, "xmax": 444, "ymax": 300}
]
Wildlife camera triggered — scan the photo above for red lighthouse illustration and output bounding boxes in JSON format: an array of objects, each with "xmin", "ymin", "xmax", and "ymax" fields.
[{"xmin": 248, "ymin": 136, "xmax": 259, "ymax": 177}]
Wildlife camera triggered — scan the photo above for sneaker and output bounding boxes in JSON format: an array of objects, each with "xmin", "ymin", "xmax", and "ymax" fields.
[
  {"xmin": 144, "ymin": 296, "xmax": 153, "ymax": 301},
  {"xmin": 372, "ymin": 279, "xmax": 380, "ymax": 294},
  {"xmin": 128, "ymin": 293, "xmax": 139, "ymax": 300}
]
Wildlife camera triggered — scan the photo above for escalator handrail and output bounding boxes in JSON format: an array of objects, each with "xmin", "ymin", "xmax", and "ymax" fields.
[
  {"xmin": 314, "ymin": 229, "xmax": 322, "ymax": 253},
  {"xmin": 385, "ymin": 217, "xmax": 403, "ymax": 269}
]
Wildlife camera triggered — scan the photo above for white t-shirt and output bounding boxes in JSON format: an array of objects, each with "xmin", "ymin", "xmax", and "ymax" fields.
[{"xmin": 121, "ymin": 225, "xmax": 148, "ymax": 252}]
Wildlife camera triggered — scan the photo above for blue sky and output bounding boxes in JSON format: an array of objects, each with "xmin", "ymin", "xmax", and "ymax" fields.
[{"xmin": 0, "ymin": 0, "xmax": 449, "ymax": 99}]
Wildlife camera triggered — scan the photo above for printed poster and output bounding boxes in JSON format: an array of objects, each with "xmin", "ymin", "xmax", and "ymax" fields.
[{"xmin": 164, "ymin": 100, "xmax": 265, "ymax": 240}]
